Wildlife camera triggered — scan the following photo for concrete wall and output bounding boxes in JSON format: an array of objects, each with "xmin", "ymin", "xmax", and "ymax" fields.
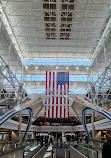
[
  {"xmin": 94, "ymin": 130, "xmax": 101, "ymax": 140},
  {"xmin": 11, "ymin": 131, "xmax": 19, "ymax": 141}
]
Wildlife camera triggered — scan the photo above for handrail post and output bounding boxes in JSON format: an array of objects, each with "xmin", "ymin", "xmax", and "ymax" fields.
[
  {"xmin": 68, "ymin": 145, "xmax": 70, "ymax": 158},
  {"xmin": 23, "ymin": 149, "xmax": 25, "ymax": 158},
  {"xmin": 96, "ymin": 149, "xmax": 98, "ymax": 158},
  {"xmin": 52, "ymin": 149, "xmax": 54, "ymax": 158},
  {"xmin": 69, "ymin": 149, "xmax": 70, "ymax": 158}
]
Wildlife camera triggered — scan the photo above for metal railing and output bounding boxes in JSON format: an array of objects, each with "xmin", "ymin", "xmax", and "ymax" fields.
[
  {"xmin": 0, "ymin": 139, "xmax": 36, "ymax": 156},
  {"xmin": 67, "ymin": 140, "xmax": 101, "ymax": 158}
]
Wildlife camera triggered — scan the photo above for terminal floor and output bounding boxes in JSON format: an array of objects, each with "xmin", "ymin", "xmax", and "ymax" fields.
[
  {"xmin": 0, "ymin": 143, "xmax": 102, "ymax": 158},
  {"xmin": 0, "ymin": 149, "xmax": 24, "ymax": 158}
]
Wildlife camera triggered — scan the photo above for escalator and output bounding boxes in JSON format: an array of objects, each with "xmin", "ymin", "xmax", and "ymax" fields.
[
  {"xmin": 53, "ymin": 143, "xmax": 88, "ymax": 158},
  {"xmin": 70, "ymin": 141, "xmax": 101, "ymax": 158},
  {"xmin": 32, "ymin": 145, "xmax": 49, "ymax": 158},
  {"xmin": 0, "ymin": 141, "xmax": 100, "ymax": 158}
]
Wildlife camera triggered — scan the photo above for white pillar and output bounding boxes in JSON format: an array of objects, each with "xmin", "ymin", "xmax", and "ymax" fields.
[
  {"xmin": 18, "ymin": 112, "xmax": 22, "ymax": 140},
  {"xmin": 15, "ymin": 55, "xmax": 18, "ymax": 77},
  {"xmin": 91, "ymin": 111, "xmax": 95, "ymax": 139},
  {"xmin": 0, "ymin": 20, "xmax": 2, "ymax": 32},
  {"xmin": 96, "ymin": 56, "xmax": 99, "ymax": 77},
  {"xmin": 91, "ymin": 86, "xmax": 96, "ymax": 139},
  {"xmin": 103, "ymin": 44, "xmax": 107, "ymax": 68},
  {"xmin": 8, "ymin": 42, "xmax": 12, "ymax": 65}
]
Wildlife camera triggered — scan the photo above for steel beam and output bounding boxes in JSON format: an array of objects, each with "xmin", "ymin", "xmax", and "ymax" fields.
[{"xmin": 91, "ymin": 16, "xmax": 111, "ymax": 64}]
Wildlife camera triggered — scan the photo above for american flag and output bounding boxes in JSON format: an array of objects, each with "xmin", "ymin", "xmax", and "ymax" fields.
[{"xmin": 45, "ymin": 71, "xmax": 69, "ymax": 118}]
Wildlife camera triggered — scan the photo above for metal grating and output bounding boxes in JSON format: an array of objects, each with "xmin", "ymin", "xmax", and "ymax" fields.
[{"xmin": 43, "ymin": 0, "xmax": 74, "ymax": 40}]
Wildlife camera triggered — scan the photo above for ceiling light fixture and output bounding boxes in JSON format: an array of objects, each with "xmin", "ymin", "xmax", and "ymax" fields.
[
  {"xmin": 74, "ymin": 83, "xmax": 76, "ymax": 86},
  {"xmin": 66, "ymin": 67, "xmax": 69, "ymax": 70},
  {"xmin": 35, "ymin": 66, "xmax": 38, "ymax": 69},
  {"xmin": 76, "ymin": 67, "xmax": 79, "ymax": 70},
  {"xmin": 56, "ymin": 66, "xmax": 58, "ymax": 69},
  {"xmin": 25, "ymin": 66, "xmax": 28, "ymax": 69}
]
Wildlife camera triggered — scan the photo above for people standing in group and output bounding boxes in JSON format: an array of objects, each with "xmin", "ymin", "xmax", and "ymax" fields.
[{"xmin": 102, "ymin": 131, "xmax": 111, "ymax": 158}]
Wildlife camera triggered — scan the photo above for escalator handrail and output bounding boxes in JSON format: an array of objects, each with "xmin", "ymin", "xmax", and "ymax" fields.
[
  {"xmin": 77, "ymin": 143, "xmax": 97, "ymax": 153},
  {"xmin": 77, "ymin": 142, "xmax": 99, "ymax": 158},
  {"xmin": 70, "ymin": 145, "xmax": 88, "ymax": 158},
  {"xmin": 31, "ymin": 145, "xmax": 45, "ymax": 158}
]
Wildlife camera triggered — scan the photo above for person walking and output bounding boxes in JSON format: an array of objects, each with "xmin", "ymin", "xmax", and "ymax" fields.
[
  {"xmin": 84, "ymin": 135, "xmax": 89, "ymax": 144},
  {"xmin": 102, "ymin": 131, "xmax": 111, "ymax": 158}
]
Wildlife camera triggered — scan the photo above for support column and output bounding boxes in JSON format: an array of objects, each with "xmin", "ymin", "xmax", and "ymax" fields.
[
  {"xmin": 91, "ymin": 85, "xmax": 96, "ymax": 140},
  {"xmin": 91, "ymin": 111, "xmax": 95, "ymax": 139},
  {"xmin": 2, "ymin": 133, "xmax": 4, "ymax": 141},
  {"xmin": 15, "ymin": 55, "xmax": 18, "ymax": 77},
  {"xmin": 56, "ymin": 133, "xmax": 58, "ymax": 145},
  {"xmin": 0, "ymin": 21, "xmax": 2, "ymax": 82},
  {"xmin": 17, "ymin": 83, "xmax": 24, "ymax": 140},
  {"xmin": 0, "ymin": 83, "xmax": 2, "ymax": 100},
  {"xmin": 16, "ymin": 97, "xmax": 22, "ymax": 140},
  {"xmin": 0, "ymin": 20, "xmax": 2, "ymax": 32},
  {"xmin": 21, "ymin": 63, "xmax": 24, "ymax": 82},
  {"xmin": 103, "ymin": 44, "xmax": 107, "ymax": 68},
  {"xmin": 90, "ymin": 68, "xmax": 93, "ymax": 84},
  {"xmin": 8, "ymin": 42, "xmax": 12, "ymax": 65},
  {"xmin": 96, "ymin": 56, "xmax": 99, "ymax": 77},
  {"xmin": 18, "ymin": 112, "xmax": 22, "ymax": 140}
]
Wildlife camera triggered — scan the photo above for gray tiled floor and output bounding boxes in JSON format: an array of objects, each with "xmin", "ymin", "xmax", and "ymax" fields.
[{"xmin": 1, "ymin": 149, "xmax": 24, "ymax": 158}]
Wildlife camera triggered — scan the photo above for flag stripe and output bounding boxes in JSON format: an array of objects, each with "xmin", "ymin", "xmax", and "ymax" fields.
[
  {"xmin": 58, "ymin": 85, "xmax": 60, "ymax": 118},
  {"xmin": 54, "ymin": 71, "xmax": 56, "ymax": 118},
  {"xmin": 64, "ymin": 106, "xmax": 66, "ymax": 118},
  {"xmin": 56, "ymin": 106, "xmax": 58, "ymax": 118},
  {"xmin": 68, "ymin": 84, "xmax": 69, "ymax": 117},
  {"xmin": 50, "ymin": 71, "xmax": 52, "ymax": 118},
  {"xmin": 45, "ymin": 71, "xmax": 47, "ymax": 117},
  {"xmin": 60, "ymin": 85, "xmax": 62, "ymax": 104},
  {"xmin": 46, "ymin": 71, "xmax": 49, "ymax": 117},
  {"xmin": 60, "ymin": 106, "xmax": 62, "ymax": 118},
  {"xmin": 62, "ymin": 85, "xmax": 64, "ymax": 118},
  {"xmin": 52, "ymin": 72, "xmax": 55, "ymax": 118}
]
